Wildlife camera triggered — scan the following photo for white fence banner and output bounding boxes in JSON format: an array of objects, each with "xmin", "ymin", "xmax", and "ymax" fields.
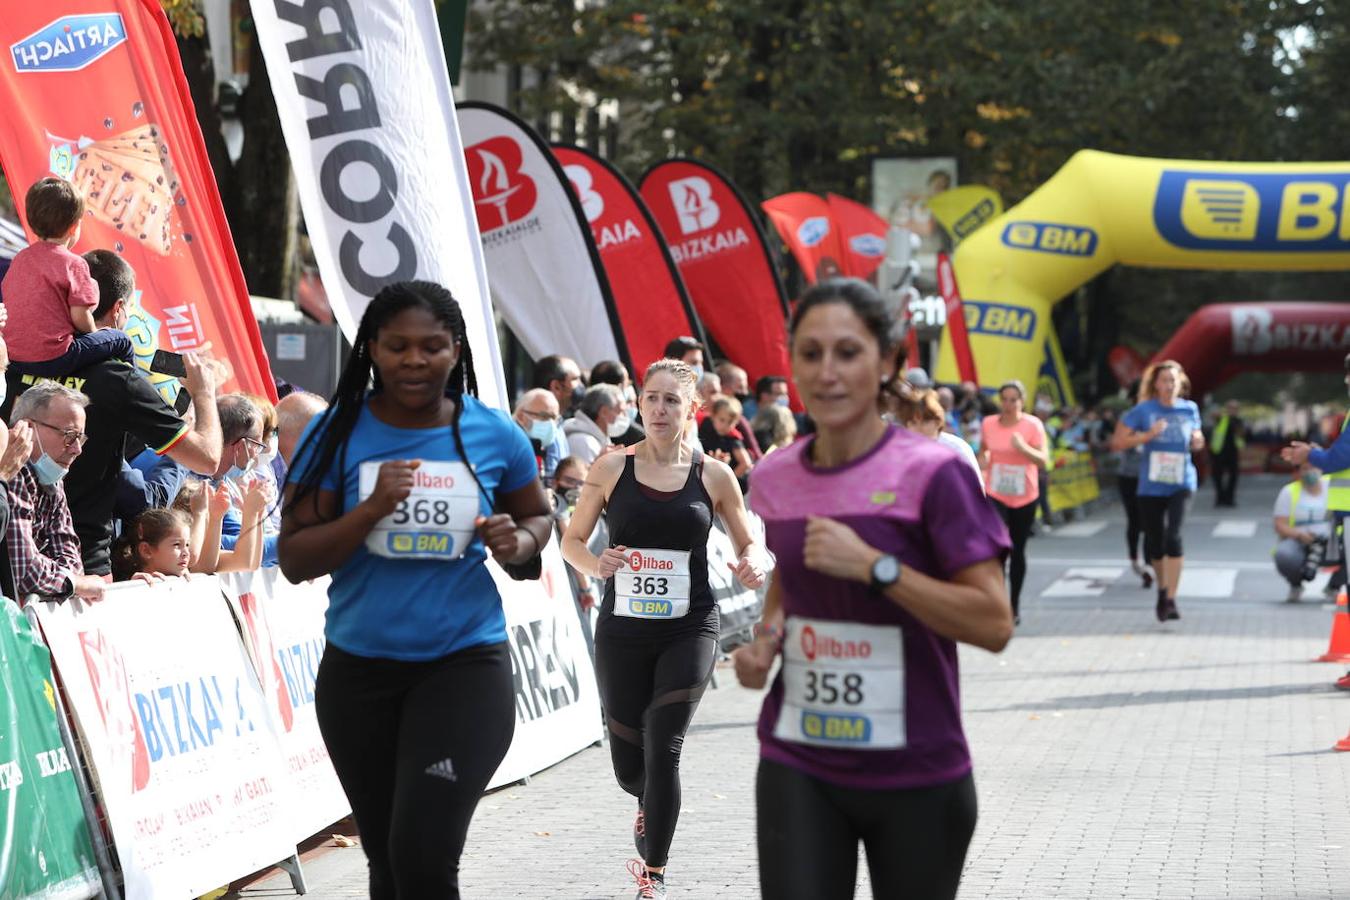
[
  {"xmin": 249, "ymin": 0, "xmax": 505, "ymax": 405},
  {"xmin": 33, "ymin": 577, "xmax": 295, "ymax": 900},
  {"xmin": 490, "ymin": 535, "xmax": 603, "ymax": 789},
  {"xmin": 222, "ymin": 569, "xmax": 349, "ymax": 838}
]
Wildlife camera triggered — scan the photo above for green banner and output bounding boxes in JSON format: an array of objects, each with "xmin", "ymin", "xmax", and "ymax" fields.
[
  {"xmin": 439, "ymin": 0, "xmax": 470, "ymax": 85},
  {"xmin": 0, "ymin": 599, "xmax": 99, "ymax": 900}
]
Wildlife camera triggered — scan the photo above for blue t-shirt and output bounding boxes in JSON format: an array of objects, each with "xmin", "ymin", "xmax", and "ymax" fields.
[
  {"xmin": 1121, "ymin": 399, "xmax": 1201, "ymax": 496},
  {"xmin": 288, "ymin": 395, "xmax": 538, "ymax": 661}
]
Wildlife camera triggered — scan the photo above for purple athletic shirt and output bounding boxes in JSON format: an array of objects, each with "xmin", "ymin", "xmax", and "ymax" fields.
[{"xmin": 749, "ymin": 424, "xmax": 1010, "ymax": 790}]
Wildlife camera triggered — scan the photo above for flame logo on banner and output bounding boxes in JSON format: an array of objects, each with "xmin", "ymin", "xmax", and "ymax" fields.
[
  {"xmin": 668, "ymin": 176, "xmax": 720, "ymax": 234},
  {"xmin": 563, "ymin": 164, "xmax": 604, "ymax": 223},
  {"xmin": 78, "ymin": 628, "xmax": 151, "ymax": 793},
  {"xmin": 465, "ymin": 137, "xmax": 538, "ymax": 232}
]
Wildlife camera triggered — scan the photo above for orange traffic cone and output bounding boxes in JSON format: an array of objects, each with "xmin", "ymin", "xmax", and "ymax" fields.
[
  {"xmin": 1336, "ymin": 729, "xmax": 1350, "ymax": 752},
  {"xmin": 1317, "ymin": 589, "xmax": 1350, "ymax": 663}
]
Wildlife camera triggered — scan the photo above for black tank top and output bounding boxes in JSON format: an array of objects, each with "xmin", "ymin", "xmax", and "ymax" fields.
[{"xmin": 599, "ymin": 448, "xmax": 717, "ymax": 635}]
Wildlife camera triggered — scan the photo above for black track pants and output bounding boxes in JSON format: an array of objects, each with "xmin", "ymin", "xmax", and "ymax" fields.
[
  {"xmin": 315, "ymin": 642, "xmax": 515, "ymax": 900},
  {"xmin": 1139, "ymin": 490, "xmax": 1191, "ymax": 561},
  {"xmin": 992, "ymin": 499, "xmax": 1037, "ymax": 614},
  {"xmin": 757, "ymin": 759, "xmax": 977, "ymax": 900},
  {"xmin": 593, "ymin": 625, "xmax": 718, "ymax": 868}
]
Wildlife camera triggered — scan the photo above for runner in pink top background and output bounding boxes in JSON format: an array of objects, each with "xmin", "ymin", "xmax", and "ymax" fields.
[{"xmin": 979, "ymin": 381, "xmax": 1050, "ymax": 623}]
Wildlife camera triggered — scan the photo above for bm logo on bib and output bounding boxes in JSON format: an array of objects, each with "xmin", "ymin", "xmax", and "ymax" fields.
[
  {"xmin": 628, "ymin": 600, "xmax": 674, "ymax": 617},
  {"xmin": 801, "ymin": 711, "xmax": 872, "ymax": 743},
  {"xmin": 1154, "ymin": 170, "xmax": 1350, "ymax": 252},
  {"xmin": 387, "ymin": 532, "xmax": 454, "ymax": 557}
]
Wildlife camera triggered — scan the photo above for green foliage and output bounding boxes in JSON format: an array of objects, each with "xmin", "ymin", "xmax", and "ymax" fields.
[
  {"xmin": 468, "ymin": 0, "xmax": 1323, "ymax": 202},
  {"xmin": 159, "ymin": 0, "xmax": 205, "ymax": 39},
  {"xmin": 469, "ymin": 1, "xmax": 1350, "ymax": 400}
]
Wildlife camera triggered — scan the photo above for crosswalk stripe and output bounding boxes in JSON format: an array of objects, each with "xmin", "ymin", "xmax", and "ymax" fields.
[
  {"xmin": 1040, "ymin": 567, "xmax": 1126, "ymax": 597},
  {"xmin": 1211, "ymin": 520, "xmax": 1258, "ymax": 538},
  {"xmin": 1176, "ymin": 568, "xmax": 1238, "ymax": 598},
  {"xmin": 1047, "ymin": 521, "xmax": 1109, "ymax": 538}
]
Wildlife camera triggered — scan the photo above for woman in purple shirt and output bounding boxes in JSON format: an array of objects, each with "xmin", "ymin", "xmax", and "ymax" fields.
[{"xmin": 733, "ymin": 279, "xmax": 1013, "ymax": 900}]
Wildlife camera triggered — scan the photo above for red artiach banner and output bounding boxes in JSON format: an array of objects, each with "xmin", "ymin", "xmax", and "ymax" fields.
[
  {"xmin": 640, "ymin": 160, "xmax": 794, "ymax": 406},
  {"xmin": 553, "ymin": 145, "xmax": 706, "ymax": 380},
  {"xmin": 0, "ymin": 1, "xmax": 275, "ymax": 400},
  {"xmin": 762, "ymin": 191, "xmax": 845, "ymax": 284}
]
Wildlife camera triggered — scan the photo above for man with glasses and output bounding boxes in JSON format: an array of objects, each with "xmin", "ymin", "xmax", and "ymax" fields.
[
  {"xmin": 210, "ymin": 394, "xmax": 278, "ymax": 568},
  {"xmin": 3, "ymin": 382, "xmax": 104, "ymax": 603},
  {"xmin": 512, "ymin": 387, "xmax": 564, "ymax": 482}
]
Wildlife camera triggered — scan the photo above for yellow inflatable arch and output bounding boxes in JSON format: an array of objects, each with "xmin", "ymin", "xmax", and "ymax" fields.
[{"xmin": 935, "ymin": 150, "xmax": 1350, "ymax": 403}]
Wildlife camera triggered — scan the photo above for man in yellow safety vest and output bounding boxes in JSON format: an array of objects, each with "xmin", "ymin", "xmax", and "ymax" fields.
[
  {"xmin": 1209, "ymin": 399, "xmax": 1245, "ymax": 507},
  {"xmin": 1283, "ymin": 353, "xmax": 1350, "ymax": 598}
]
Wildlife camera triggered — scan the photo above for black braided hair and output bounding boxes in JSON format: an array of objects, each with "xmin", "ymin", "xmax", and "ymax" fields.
[{"xmin": 284, "ymin": 280, "xmax": 489, "ymax": 518}]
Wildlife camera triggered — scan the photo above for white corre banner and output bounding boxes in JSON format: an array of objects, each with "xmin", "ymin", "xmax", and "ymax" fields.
[
  {"xmin": 249, "ymin": 0, "xmax": 505, "ymax": 405},
  {"xmin": 221, "ymin": 569, "xmax": 350, "ymax": 838},
  {"xmin": 457, "ymin": 102, "xmax": 624, "ymax": 369},
  {"xmin": 33, "ymin": 577, "xmax": 296, "ymax": 900},
  {"xmin": 489, "ymin": 534, "xmax": 603, "ymax": 788}
]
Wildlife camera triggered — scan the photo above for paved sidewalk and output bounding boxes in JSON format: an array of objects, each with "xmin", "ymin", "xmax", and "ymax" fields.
[{"xmin": 239, "ymin": 477, "xmax": 1350, "ymax": 898}]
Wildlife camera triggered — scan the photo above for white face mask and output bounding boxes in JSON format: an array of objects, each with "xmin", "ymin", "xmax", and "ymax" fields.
[
  {"xmin": 259, "ymin": 433, "xmax": 279, "ymax": 466},
  {"xmin": 607, "ymin": 412, "xmax": 631, "ymax": 438}
]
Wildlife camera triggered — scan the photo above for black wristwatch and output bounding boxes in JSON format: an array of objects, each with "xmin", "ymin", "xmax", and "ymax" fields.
[{"xmin": 869, "ymin": 554, "xmax": 901, "ymax": 592}]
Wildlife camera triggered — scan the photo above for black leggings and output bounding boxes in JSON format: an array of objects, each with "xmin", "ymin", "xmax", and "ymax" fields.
[
  {"xmin": 593, "ymin": 625, "xmax": 718, "ymax": 868},
  {"xmin": 992, "ymin": 499, "xmax": 1037, "ymax": 614},
  {"xmin": 1118, "ymin": 475, "xmax": 1143, "ymax": 560},
  {"xmin": 757, "ymin": 759, "xmax": 977, "ymax": 900},
  {"xmin": 315, "ymin": 642, "xmax": 515, "ymax": 900},
  {"xmin": 1139, "ymin": 491, "xmax": 1191, "ymax": 560}
]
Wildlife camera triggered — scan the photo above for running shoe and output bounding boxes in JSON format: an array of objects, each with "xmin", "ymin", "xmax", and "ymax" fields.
[
  {"xmin": 1287, "ymin": 585, "xmax": 1304, "ymax": 603},
  {"xmin": 1165, "ymin": 599, "xmax": 1181, "ymax": 620},
  {"xmin": 628, "ymin": 859, "xmax": 667, "ymax": 898},
  {"xmin": 1335, "ymin": 673, "xmax": 1350, "ymax": 691},
  {"xmin": 1132, "ymin": 561, "xmax": 1154, "ymax": 590},
  {"xmin": 1156, "ymin": 590, "xmax": 1168, "ymax": 623},
  {"xmin": 633, "ymin": 806, "xmax": 646, "ymax": 857}
]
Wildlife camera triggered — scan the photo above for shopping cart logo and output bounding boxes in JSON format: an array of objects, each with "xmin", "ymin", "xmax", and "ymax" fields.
[{"xmin": 1155, "ymin": 170, "xmax": 1350, "ymax": 251}]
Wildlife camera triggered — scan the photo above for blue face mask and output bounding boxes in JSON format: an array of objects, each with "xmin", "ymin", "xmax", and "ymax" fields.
[
  {"xmin": 224, "ymin": 453, "xmax": 256, "ymax": 482},
  {"xmin": 774, "ymin": 395, "xmax": 791, "ymax": 408},
  {"xmin": 32, "ymin": 452, "xmax": 68, "ymax": 486},
  {"xmin": 690, "ymin": 364, "xmax": 704, "ymax": 380},
  {"xmin": 529, "ymin": 418, "xmax": 557, "ymax": 445}
]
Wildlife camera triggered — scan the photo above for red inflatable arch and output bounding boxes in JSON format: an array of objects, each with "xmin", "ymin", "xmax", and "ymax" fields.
[{"xmin": 1152, "ymin": 302, "xmax": 1350, "ymax": 397}]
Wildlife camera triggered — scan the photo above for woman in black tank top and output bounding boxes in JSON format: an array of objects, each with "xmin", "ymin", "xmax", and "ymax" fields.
[{"xmin": 564, "ymin": 359, "xmax": 766, "ymax": 899}]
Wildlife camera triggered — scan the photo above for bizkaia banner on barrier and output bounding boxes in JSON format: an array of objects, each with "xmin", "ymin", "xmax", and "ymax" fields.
[
  {"xmin": 827, "ymin": 193, "xmax": 889, "ymax": 281},
  {"xmin": 489, "ymin": 533, "xmax": 604, "ymax": 789},
  {"xmin": 552, "ymin": 145, "xmax": 706, "ymax": 379},
  {"xmin": 639, "ymin": 160, "xmax": 795, "ymax": 406},
  {"xmin": 458, "ymin": 103, "xmax": 629, "ymax": 371},
  {"xmin": 0, "ymin": 2, "xmax": 275, "ymax": 402},
  {"xmin": 34, "ymin": 577, "xmax": 296, "ymax": 900},
  {"xmin": 761, "ymin": 192, "xmax": 845, "ymax": 284},
  {"xmin": 250, "ymin": 0, "xmax": 506, "ymax": 404},
  {"xmin": 222, "ymin": 569, "xmax": 349, "ymax": 840}
]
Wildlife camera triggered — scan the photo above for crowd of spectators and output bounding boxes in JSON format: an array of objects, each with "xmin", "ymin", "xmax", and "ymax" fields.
[{"xmin": 0, "ymin": 230, "xmax": 330, "ymax": 603}]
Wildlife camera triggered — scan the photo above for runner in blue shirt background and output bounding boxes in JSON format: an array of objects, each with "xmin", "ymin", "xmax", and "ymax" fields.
[{"xmin": 1111, "ymin": 360, "xmax": 1205, "ymax": 623}]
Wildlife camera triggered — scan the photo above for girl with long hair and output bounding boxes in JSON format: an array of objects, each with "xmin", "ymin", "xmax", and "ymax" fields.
[
  {"xmin": 1110, "ymin": 359, "xmax": 1204, "ymax": 621},
  {"xmin": 279, "ymin": 281, "xmax": 551, "ymax": 899}
]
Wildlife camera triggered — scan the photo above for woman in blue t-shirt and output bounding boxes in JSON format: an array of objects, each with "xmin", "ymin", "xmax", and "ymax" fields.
[
  {"xmin": 1111, "ymin": 360, "xmax": 1204, "ymax": 622},
  {"xmin": 279, "ymin": 281, "xmax": 551, "ymax": 900}
]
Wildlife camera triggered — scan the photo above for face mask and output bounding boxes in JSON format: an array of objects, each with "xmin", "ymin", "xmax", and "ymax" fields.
[
  {"xmin": 258, "ymin": 433, "xmax": 279, "ymax": 466},
  {"xmin": 32, "ymin": 452, "xmax": 68, "ymax": 486},
  {"xmin": 225, "ymin": 450, "xmax": 257, "ymax": 482},
  {"xmin": 569, "ymin": 383, "xmax": 586, "ymax": 407},
  {"xmin": 735, "ymin": 392, "xmax": 751, "ymax": 405},
  {"xmin": 774, "ymin": 395, "xmax": 791, "ymax": 408},
  {"xmin": 1303, "ymin": 471, "xmax": 1322, "ymax": 487},
  {"xmin": 690, "ymin": 365, "xmax": 704, "ymax": 380},
  {"xmin": 528, "ymin": 418, "xmax": 557, "ymax": 445},
  {"xmin": 608, "ymin": 412, "xmax": 631, "ymax": 438}
]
